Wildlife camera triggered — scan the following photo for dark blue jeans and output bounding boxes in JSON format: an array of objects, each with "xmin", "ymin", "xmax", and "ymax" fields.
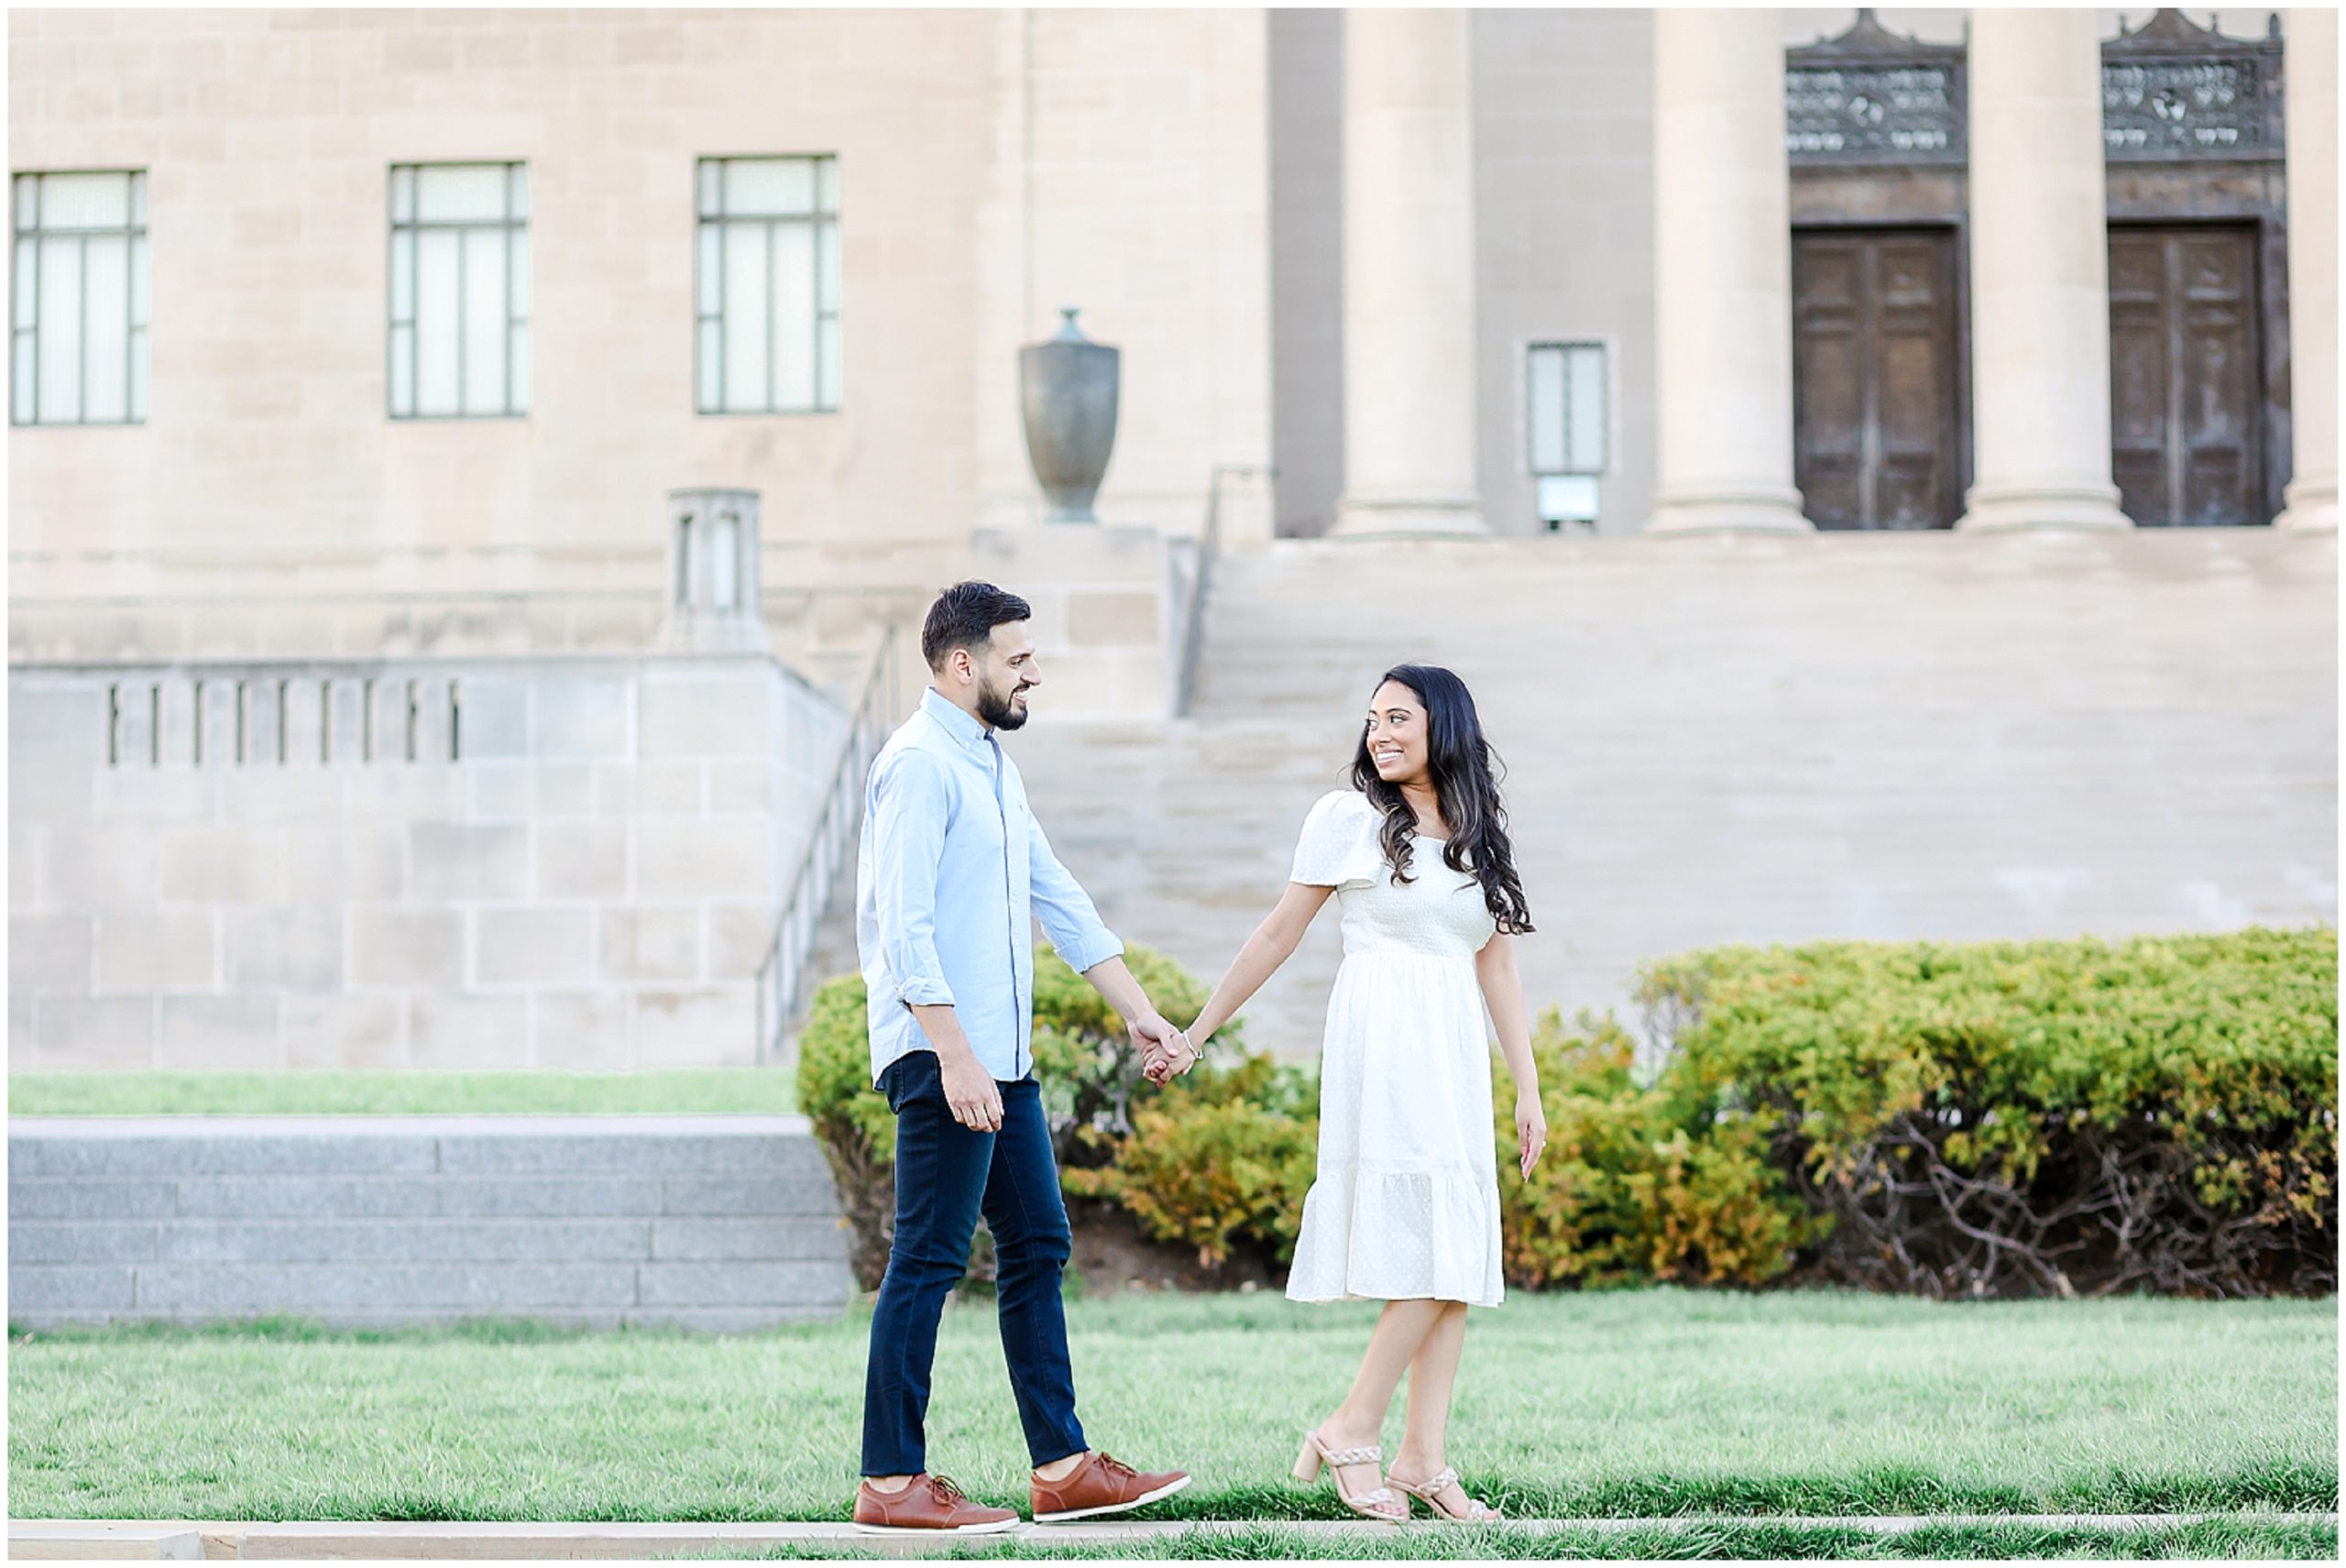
[{"xmin": 861, "ymin": 1048, "xmax": 1087, "ymax": 1477}]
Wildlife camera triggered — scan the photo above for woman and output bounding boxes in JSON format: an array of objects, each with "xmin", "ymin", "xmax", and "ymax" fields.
[{"xmin": 1152, "ymin": 664, "xmax": 1545, "ymax": 1524}]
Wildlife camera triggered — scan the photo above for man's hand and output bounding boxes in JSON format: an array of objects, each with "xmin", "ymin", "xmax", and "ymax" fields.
[
  {"xmin": 938, "ymin": 1047, "xmax": 1004, "ymax": 1133},
  {"xmin": 1130, "ymin": 1014, "xmax": 1182, "ymax": 1086},
  {"xmin": 1136, "ymin": 1019, "xmax": 1199, "ymax": 1087}
]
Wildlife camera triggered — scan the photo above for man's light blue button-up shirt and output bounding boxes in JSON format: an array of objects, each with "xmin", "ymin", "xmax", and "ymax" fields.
[{"xmin": 856, "ymin": 686, "xmax": 1125, "ymax": 1086}]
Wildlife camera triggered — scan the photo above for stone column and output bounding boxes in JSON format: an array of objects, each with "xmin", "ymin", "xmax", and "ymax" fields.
[
  {"xmin": 1955, "ymin": 10, "xmax": 2133, "ymax": 532},
  {"xmin": 1647, "ymin": 8, "xmax": 1812, "ymax": 534},
  {"xmin": 2278, "ymin": 8, "xmax": 2338, "ymax": 533},
  {"xmin": 1332, "ymin": 7, "xmax": 1485, "ymax": 535}
]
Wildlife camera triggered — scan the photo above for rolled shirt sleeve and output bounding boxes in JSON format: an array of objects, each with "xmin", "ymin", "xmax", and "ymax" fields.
[
  {"xmin": 871, "ymin": 751, "xmax": 957, "ymax": 1008},
  {"xmin": 1027, "ymin": 812, "xmax": 1125, "ymax": 976}
]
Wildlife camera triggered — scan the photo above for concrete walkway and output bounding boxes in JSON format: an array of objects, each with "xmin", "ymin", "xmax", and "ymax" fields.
[{"xmin": 10, "ymin": 1512, "xmax": 2335, "ymax": 1559}]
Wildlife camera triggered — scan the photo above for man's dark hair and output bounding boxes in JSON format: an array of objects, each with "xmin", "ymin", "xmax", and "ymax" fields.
[{"xmin": 921, "ymin": 580, "xmax": 1032, "ymax": 671}]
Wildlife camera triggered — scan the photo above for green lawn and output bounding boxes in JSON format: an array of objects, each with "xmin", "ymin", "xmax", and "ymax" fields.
[
  {"xmin": 8, "ymin": 1290, "xmax": 2333, "ymax": 1527},
  {"xmin": 6, "ymin": 1069, "xmax": 796, "ymax": 1117}
]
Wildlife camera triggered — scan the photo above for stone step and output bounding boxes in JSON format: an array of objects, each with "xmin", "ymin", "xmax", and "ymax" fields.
[
  {"xmin": 5, "ymin": 1117, "xmax": 854, "ymax": 1330},
  {"xmin": 1011, "ymin": 533, "xmax": 2337, "ymax": 1056}
]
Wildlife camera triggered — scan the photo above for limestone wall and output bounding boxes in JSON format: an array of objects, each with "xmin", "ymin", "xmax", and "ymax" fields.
[{"xmin": 8, "ymin": 652, "xmax": 845, "ymax": 1071}]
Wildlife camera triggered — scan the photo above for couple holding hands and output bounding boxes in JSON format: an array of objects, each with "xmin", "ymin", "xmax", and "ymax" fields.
[{"xmin": 850, "ymin": 581, "xmax": 1545, "ymax": 1537}]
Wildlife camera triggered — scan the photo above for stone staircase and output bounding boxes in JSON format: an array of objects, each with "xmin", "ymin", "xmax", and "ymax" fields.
[
  {"xmin": 1004, "ymin": 530, "xmax": 2338, "ymax": 1058},
  {"xmin": 7, "ymin": 1115, "xmax": 853, "ymax": 1330}
]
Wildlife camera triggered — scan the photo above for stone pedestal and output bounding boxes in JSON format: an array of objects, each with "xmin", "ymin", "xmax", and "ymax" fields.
[
  {"xmin": 2277, "ymin": 8, "xmax": 2339, "ymax": 533},
  {"xmin": 1955, "ymin": 11, "xmax": 2133, "ymax": 532},
  {"xmin": 1646, "ymin": 8, "xmax": 1814, "ymax": 535},
  {"xmin": 1331, "ymin": 7, "xmax": 1485, "ymax": 537},
  {"xmin": 970, "ymin": 525, "xmax": 1176, "ymax": 718}
]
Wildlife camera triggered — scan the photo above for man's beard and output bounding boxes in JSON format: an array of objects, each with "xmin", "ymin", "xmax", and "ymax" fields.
[{"xmin": 977, "ymin": 679, "xmax": 1031, "ymax": 731}]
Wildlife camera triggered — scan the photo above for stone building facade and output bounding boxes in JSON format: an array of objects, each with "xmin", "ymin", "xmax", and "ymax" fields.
[{"xmin": 8, "ymin": 8, "xmax": 2337, "ymax": 1068}]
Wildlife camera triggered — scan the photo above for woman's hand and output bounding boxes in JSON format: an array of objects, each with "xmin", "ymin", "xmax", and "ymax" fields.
[
  {"xmin": 1515, "ymin": 1086, "xmax": 1547, "ymax": 1179},
  {"xmin": 1142, "ymin": 1029, "xmax": 1201, "ymax": 1086}
]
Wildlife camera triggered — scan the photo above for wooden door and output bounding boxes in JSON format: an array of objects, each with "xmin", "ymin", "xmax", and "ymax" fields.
[
  {"xmin": 2109, "ymin": 225, "xmax": 2264, "ymax": 526},
  {"xmin": 1793, "ymin": 229, "xmax": 1963, "ymax": 530}
]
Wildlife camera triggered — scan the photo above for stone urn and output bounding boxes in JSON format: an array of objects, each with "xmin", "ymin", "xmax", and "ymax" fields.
[{"xmin": 1019, "ymin": 307, "xmax": 1120, "ymax": 524}]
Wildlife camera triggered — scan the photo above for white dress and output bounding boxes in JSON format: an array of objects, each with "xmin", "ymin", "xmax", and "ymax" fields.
[{"xmin": 1283, "ymin": 788, "xmax": 1506, "ymax": 1309}]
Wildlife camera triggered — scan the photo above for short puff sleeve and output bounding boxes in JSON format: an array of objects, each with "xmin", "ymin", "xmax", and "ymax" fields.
[{"xmin": 1288, "ymin": 789, "xmax": 1385, "ymax": 890}]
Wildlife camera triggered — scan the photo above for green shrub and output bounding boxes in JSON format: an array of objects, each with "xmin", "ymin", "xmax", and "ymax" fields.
[
  {"xmin": 1496, "ymin": 1011, "xmax": 1823, "ymax": 1290},
  {"xmin": 1064, "ymin": 1053, "xmax": 1320, "ymax": 1268},
  {"xmin": 1636, "ymin": 925, "xmax": 2340, "ymax": 1299},
  {"xmin": 794, "ymin": 943, "xmax": 1274, "ymax": 1290}
]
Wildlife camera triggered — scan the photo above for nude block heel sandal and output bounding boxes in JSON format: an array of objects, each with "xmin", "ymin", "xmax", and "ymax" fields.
[
  {"xmin": 1387, "ymin": 1465, "xmax": 1501, "ymax": 1524},
  {"xmin": 1292, "ymin": 1428, "xmax": 1409, "ymax": 1522}
]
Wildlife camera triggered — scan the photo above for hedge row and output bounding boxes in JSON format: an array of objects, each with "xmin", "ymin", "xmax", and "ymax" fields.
[{"xmin": 796, "ymin": 926, "xmax": 2337, "ymax": 1299}]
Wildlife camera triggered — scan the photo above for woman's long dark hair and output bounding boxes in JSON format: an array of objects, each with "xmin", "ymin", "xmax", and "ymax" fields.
[{"xmin": 1348, "ymin": 664, "xmax": 1534, "ymax": 935}]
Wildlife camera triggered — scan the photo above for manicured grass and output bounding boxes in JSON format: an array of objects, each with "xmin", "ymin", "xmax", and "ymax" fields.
[
  {"xmin": 6, "ymin": 1069, "xmax": 796, "ymax": 1117},
  {"xmin": 8, "ymin": 1291, "xmax": 2333, "ymax": 1525},
  {"xmin": 727, "ymin": 1518, "xmax": 2342, "ymax": 1560}
]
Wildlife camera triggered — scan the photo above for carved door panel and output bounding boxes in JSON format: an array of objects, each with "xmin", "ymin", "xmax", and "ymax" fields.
[
  {"xmin": 2108, "ymin": 225, "xmax": 2264, "ymax": 526},
  {"xmin": 1793, "ymin": 229, "xmax": 1962, "ymax": 529}
]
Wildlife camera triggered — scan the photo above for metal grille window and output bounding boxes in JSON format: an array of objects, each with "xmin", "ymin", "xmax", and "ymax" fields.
[
  {"xmin": 696, "ymin": 156, "xmax": 840, "ymax": 414},
  {"xmin": 11, "ymin": 170, "xmax": 149, "ymax": 426},
  {"xmin": 388, "ymin": 163, "xmax": 530, "ymax": 419}
]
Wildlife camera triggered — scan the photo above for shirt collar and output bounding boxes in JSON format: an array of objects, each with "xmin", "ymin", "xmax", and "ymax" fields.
[{"xmin": 921, "ymin": 685, "xmax": 993, "ymax": 750}]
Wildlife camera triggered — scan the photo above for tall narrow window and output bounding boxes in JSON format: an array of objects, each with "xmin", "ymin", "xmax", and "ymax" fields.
[
  {"xmin": 696, "ymin": 155, "xmax": 839, "ymax": 414},
  {"xmin": 389, "ymin": 162, "xmax": 530, "ymax": 419},
  {"xmin": 1526, "ymin": 340, "xmax": 1609, "ymax": 529},
  {"xmin": 12, "ymin": 170, "xmax": 148, "ymax": 426}
]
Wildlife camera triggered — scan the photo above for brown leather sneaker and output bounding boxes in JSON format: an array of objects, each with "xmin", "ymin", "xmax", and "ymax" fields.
[
  {"xmin": 852, "ymin": 1474, "xmax": 1022, "ymax": 1536},
  {"xmin": 1031, "ymin": 1451, "xmax": 1193, "ymax": 1523}
]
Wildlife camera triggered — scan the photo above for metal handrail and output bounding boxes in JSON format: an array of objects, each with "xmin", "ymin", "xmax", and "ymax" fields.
[
  {"xmin": 752, "ymin": 626, "xmax": 903, "ymax": 1064},
  {"xmin": 1174, "ymin": 465, "xmax": 1270, "ymax": 718}
]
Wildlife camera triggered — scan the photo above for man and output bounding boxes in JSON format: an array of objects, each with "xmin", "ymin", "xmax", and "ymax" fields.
[{"xmin": 851, "ymin": 581, "xmax": 1194, "ymax": 1537}]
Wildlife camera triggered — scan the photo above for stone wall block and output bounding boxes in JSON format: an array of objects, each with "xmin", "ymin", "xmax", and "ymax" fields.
[
  {"xmin": 156, "ymin": 1218, "xmax": 652, "ymax": 1265},
  {"xmin": 409, "ymin": 822, "xmax": 529, "ymax": 901},
  {"xmin": 10, "ymin": 1179, "xmax": 178, "ymax": 1221},
  {"xmin": 536, "ymin": 823, "xmax": 629, "ymax": 900},
  {"xmin": 532, "ymin": 677, "xmax": 631, "ymax": 760},
  {"xmin": 649, "ymin": 1217, "xmax": 850, "ymax": 1262},
  {"xmin": 474, "ymin": 908, "xmax": 594, "ymax": 986},
  {"xmin": 597, "ymin": 907, "xmax": 701, "ymax": 982},
  {"xmin": 1068, "ymin": 590, "xmax": 1161, "ymax": 648},
  {"xmin": 636, "ymin": 819, "xmax": 773, "ymax": 901},
  {"xmin": 639, "ymin": 672, "xmax": 775, "ymax": 758},
  {"xmin": 281, "ymin": 992, "xmax": 408, "ymax": 1069},
  {"xmin": 466, "ymin": 763, "xmax": 535, "ymax": 821},
  {"xmin": 632, "ymin": 762, "xmax": 704, "ymax": 815},
  {"xmin": 223, "ymin": 906, "xmax": 343, "ymax": 991},
  {"xmin": 531, "ymin": 990, "xmax": 633, "ymax": 1070},
  {"xmin": 6, "ymin": 1266, "xmax": 137, "ymax": 1311},
  {"xmin": 158, "ymin": 994, "xmax": 282, "ymax": 1070},
  {"xmin": 532, "ymin": 763, "xmax": 597, "ymax": 817},
  {"xmin": 130, "ymin": 1262, "xmax": 640, "ymax": 1312},
  {"xmin": 10, "ymin": 913, "xmax": 94, "ymax": 992},
  {"xmin": 455, "ymin": 676, "xmax": 530, "ymax": 760},
  {"xmin": 95, "ymin": 910, "xmax": 217, "ymax": 990},
  {"xmin": 636, "ymin": 1259, "xmax": 851, "ymax": 1308},
  {"xmin": 158, "ymin": 826, "xmax": 290, "ymax": 905},
  {"xmin": 407, "ymin": 992, "xmax": 532, "ymax": 1068},
  {"xmin": 8, "ymin": 1223, "xmax": 161, "ymax": 1265},
  {"xmin": 707, "ymin": 903, "xmax": 774, "ymax": 979},
  {"xmin": 631, "ymin": 986, "xmax": 756, "ymax": 1068},
  {"xmin": 30, "ymin": 996, "xmax": 156, "ymax": 1069},
  {"xmin": 662, "ymin": 1172, "xmax": 841, "ymax": 1215}
]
